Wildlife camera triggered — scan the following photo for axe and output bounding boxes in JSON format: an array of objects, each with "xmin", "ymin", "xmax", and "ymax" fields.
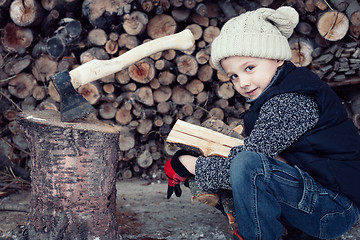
[{"xmin": 51, "ymin": 29, "xmax": 195, "ymax": 122}]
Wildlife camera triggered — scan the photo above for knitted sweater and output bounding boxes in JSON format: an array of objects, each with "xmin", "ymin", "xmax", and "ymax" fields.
[{"xmin": 194, "ymin": 92, "xmax": 319, "ymax": 191}]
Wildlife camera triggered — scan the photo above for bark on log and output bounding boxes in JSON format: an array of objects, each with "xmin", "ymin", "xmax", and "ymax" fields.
[{"xmin": 17, "ymin": 110, "xmax": 120, "ymax": 240}]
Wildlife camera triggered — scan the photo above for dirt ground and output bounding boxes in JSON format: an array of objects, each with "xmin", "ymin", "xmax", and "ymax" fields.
[{"xmin": 1, "ymin": 179, "xmax": 360, "ymax": 240}]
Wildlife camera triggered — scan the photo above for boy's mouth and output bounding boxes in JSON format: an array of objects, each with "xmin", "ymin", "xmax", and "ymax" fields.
[{"xmin": 246, "ymin": 88, "xmax": 258, "ymax": 96}]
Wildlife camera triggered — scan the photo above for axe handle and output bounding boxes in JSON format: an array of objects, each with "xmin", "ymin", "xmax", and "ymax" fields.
[{"xmin": 69, "ymin": 29, "xmax": 195, "ymax": 89}]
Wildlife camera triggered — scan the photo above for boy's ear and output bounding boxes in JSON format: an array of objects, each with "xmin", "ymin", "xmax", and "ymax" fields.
[{"xmin": 277, "ymin": 60, "xmax": 285, "ymax": 67}]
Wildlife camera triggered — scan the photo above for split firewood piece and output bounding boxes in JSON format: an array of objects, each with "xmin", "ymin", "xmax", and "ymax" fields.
[
  {"xmin": 289, "ymin": 37, "xmax": 314, "ymax": 67},
  {"xmin": 137, "ymin": 149, "xmax": 153, "ymax": 169},
  {"xmin": 190, "ymin": 13, "xmax": 209, "ymax": 27},
  {"xmin": 1, "ymin": 23, "xmax": 33, "ymax": 54},
  {"xmin": 118, "ymin": 33, "xmax": 139, "ymax": 49},
  {"xmin": 41, "ymin": 0, "xmax": 82, "ymax": 12},
  {"xmin": 185, "ymin": 79, "xmax": 204, "ymax": 95},
  {"xmin": 82, "ymin": 0, "xmax": 131, "ymax": 29},
  {"xmin": 57, "ymin": 55, "xmax": 77, "ymax": 72},
  {"xmin": 176, "ymin": 73, "xmax": 188, "ymax": 85},
  {"xmin": 115, "ymin": 69, "xmax": 130, "ymax": 85},
  {"xmin": 139, "ymin": 0, "xmax": 154, "ymax": 12},
  {"xmin": 216, "ymin": 70, "xmax": 230, "ymax": 82},
  {"xmin": 128, "ymin": 58, "xmax": 156, "ymax": 84},
  {"xmin": 161, "ymin": 110, "xmax": 173, "ymax": 122},
  {"xmin": 123, "ymin": 11, "xmax": 149, "ymax": 35},
  {"xmin": 40, "ymin": 9, "xmax": 59, "ymax": 37},
  {"xmin": 80, "ymin": 47, "xmax": 109, "ymax": 64},
  {"xmin": 155, "ymin": 59, "xmax": 173, "ymax": 71},
  {"xmin": 116, "ymin": 105, "xmax": 132, "ymax": 125},
  {"xmin": 195, "ymin": 3, "xmax": 208, "ymax": 16},
  {"xmin": 317, "ymin": 10, "xmax": 349, "ymax": 41},
  {"xmin": 217, "ymin": 0, "xmax": 237, "ymax": 19},
  {"xmin": 31, "ymin": 54, "xmax": 58, "ymax": 83},
  {"xmin": 203, "ymin": 26, "xmax": 221, "ymax": 43},
  {"xmin": 147, "ymin": 14, "xmax": 177, "ymax": 39},
  {"xmin": 176, "ymin": 54, "xmax": 198, "ymax": 76},
  {"xmin": 17, "ymin": 110, "xmax": 120, "ymax": 239},
  {"xmin": 137, "ymin": 119, "xmax": 153, "ymax": 135},
  {"xmin": 201, "ymin": 117, "xmax": 244, "ymax": 139},
  {"xmin": 153, "ymin": 86, "xmax": 172, "ymax": 103},
  {"xmin": 87, "ymin": 28, "xmax": 107, "ymax": 46},
  {"xmin": 77, "ymin": 82, "xmax": 102, "ymax": 105},
  {"xmin": 119, "ymin": 130, "xmax": 135, "ymax": 151},
  {"xmin": 133, "ymin": 86, "xmax": 154, "ymax": 106},
  {"xmin": 162, "ymin": 49, "xmax": 177, "ymax": 61},
  {"xmin": 171, "ymin": 86, "xmax": 194, "ymax": 105},
  {"xmin": 35, "ymin": 97, "xmax": 59, "ymax": 111},
  {"xmin": 184, "ymin": 0, "xmax": 196, "ymax": 9},
  {"xmin": 217, "ymin": 82, "xmax": 235, "ymax": 100},
  {"xmin": 99, "ymin": 102, "xmax": 117, "ymax": 120},
  {"xmin": 345, "ymin": 0, "xmax": 360, "ymax": 26},
  {"xmin": 196, "ymin": 49, "xmax": 210, "ymax": 64},
  {"xmin": 158, "ymin": 70, "xmax": 176, "ymax": 85},
  {"xmin": 314, "ymin": 0, "xmax": 328, "ymax": 11},
  {"xmin": 105, "ymin": 32, "xmax": 119, "ymax": 55},
  {"xmin": 8, "ymin": 73, "xmax": 36, "ymax": 99},
  {"xmin": 296, "ymin": 21, "xmax": 313, "ymax": 36},
  {"xmin": 186, "ymin": 23, "xmax": 203, "ymax": 40},
  {"xmin": 150, "ymin": 78, "xmax": 160, "ymax": 90},
  {"xmin": 209, "ymin": 107, "xmax": 225, "ymax": 121},
  {"xmin": 48, "ymin": 81, "xmax": 60, "ymax": 102},
  {"xmin": 21, "ymin": 96, "xmax": 37, "ymax": 111},
  {"xmin": 170, "ymin": 0, "xmax": 183, "ymax": 7},
  {"xmin": 171, "ymin": 7, "xmax": 191, "ymax": 22},
  {"xmin": 329, "ymin": 0, "xmax": 348, "ymax": 11},
  {"xmin": 10, "ymin": 0, "xmax": 44, "ymax": 27},
  {"xmin": 46, "ymin": 19, "xmax": 82, "ymax": 59},
  {"xmin": 32, "ymin": 85, "xmax": 46, "ymax": 101},
  {"xmin": 198, "ymin": 64, "xmax": 213, "ymax": 82},
  {"xmin": 4, "ymin": 55, "xmax": 32, "ymax": 75},
  {"xmin": 167, "ymin": 119, "xmax": 244, "ymax": 157}
]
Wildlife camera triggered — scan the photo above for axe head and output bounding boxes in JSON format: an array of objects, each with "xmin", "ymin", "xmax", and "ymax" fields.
[{"xmin": 51, "ymin": 71, "xmax": 95, "ymax": 122}]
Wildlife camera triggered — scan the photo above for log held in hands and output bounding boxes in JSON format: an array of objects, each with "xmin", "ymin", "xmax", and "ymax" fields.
[
  {"xmin": 17, "ymin": 110, "xmax": 120, "ymax": 240},
  {"xmin": 167, "ymin": 120, "xmax": 244, "ymax": 157}
]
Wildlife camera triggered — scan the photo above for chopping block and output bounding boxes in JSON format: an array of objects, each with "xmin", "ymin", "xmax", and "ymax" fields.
[{"xmin": 17, "ymin": 110, "xmax": 120, "ymax": 240}]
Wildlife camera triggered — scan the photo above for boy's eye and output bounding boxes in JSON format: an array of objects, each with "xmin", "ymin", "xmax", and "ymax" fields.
[
  {"xmin": 230, "ymin": 74, "xmax": 238, "ymax": 81},
  {"xmin": 245, "ymin": 66, "xmax": 254, "ymax": 72}
]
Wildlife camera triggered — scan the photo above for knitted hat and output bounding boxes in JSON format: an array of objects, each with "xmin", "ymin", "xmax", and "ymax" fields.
[{"xmin": 211, "ymin": 6, "xmax": 299, "ymax": 73}]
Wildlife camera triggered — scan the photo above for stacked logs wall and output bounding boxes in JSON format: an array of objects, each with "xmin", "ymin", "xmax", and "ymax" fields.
[{"xmin": 0, "ymin": 0, "xmax": 360, "ymax": 181}]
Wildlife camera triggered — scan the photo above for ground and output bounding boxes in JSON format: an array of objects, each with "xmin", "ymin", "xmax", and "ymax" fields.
[{"xmin": 0, "ymin": 179, "xmax": 360, "ymax": 240}]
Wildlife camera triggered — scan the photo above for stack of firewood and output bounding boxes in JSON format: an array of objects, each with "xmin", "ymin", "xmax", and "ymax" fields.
[{"xmin": 0, "ymin": 0, "xmax": 359, "ymax": 181}]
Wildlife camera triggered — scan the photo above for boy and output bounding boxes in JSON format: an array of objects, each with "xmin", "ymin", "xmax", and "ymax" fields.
[{"xmin": 164, "ymin": 6, "xmax": 360, "ymax": 240}]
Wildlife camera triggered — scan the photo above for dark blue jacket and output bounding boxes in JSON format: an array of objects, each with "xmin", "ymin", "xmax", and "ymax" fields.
[{"xmin": 243, "ymin": 62, "xmax": 360, "ymax": 206}]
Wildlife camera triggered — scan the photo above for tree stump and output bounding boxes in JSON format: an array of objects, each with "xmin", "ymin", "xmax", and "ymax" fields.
[{"xmin": 17, "ymin": 110, "xmax": 120, "ymax": 240}]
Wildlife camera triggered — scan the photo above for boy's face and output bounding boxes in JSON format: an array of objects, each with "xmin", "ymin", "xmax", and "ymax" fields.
[{"xmin": 221, "ymin": 56, "xmax": 284, "ymax": 100}]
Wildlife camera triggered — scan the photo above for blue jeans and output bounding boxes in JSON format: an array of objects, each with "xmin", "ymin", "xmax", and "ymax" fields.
[{"xmin": 229, "ymin": 151, "xmax": 359, "ymax": 240}]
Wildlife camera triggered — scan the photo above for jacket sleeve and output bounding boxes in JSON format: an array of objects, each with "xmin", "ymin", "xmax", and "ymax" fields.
[{"xmin": 195, "ymin": 93, "xmax": 319, "ymax": 191}]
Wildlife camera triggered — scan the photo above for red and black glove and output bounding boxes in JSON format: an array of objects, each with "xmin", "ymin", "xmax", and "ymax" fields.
[{"xmin": 164, "ymin": 150, "xmax": 192, "ymax": 199}]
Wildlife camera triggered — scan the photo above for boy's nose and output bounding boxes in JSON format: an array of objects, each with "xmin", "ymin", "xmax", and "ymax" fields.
[{"xmin": 239, "ymin": 77, "xmax": 250, "ymax": 88}]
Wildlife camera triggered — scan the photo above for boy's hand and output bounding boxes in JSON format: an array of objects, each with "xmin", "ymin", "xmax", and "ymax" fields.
[{"xmin": 164, "ymin": 150, "xmax": 192, "ymax": 199}]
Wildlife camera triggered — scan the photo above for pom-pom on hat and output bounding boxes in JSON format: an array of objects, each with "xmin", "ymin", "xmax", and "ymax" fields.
[{"xmin": 211, "ymin": 6, "xmax": 299, "ymax": 73}]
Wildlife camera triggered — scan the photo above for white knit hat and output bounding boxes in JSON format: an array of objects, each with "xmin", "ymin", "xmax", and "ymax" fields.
[{"xmin": 211, "ymin": 6, "xmax": 299, "ymax": 73}]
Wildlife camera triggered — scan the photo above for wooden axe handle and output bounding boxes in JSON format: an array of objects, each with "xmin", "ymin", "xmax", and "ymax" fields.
[{"xmin": 69, "ymin": 29, "xmax": 195, "ymax": 88}]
